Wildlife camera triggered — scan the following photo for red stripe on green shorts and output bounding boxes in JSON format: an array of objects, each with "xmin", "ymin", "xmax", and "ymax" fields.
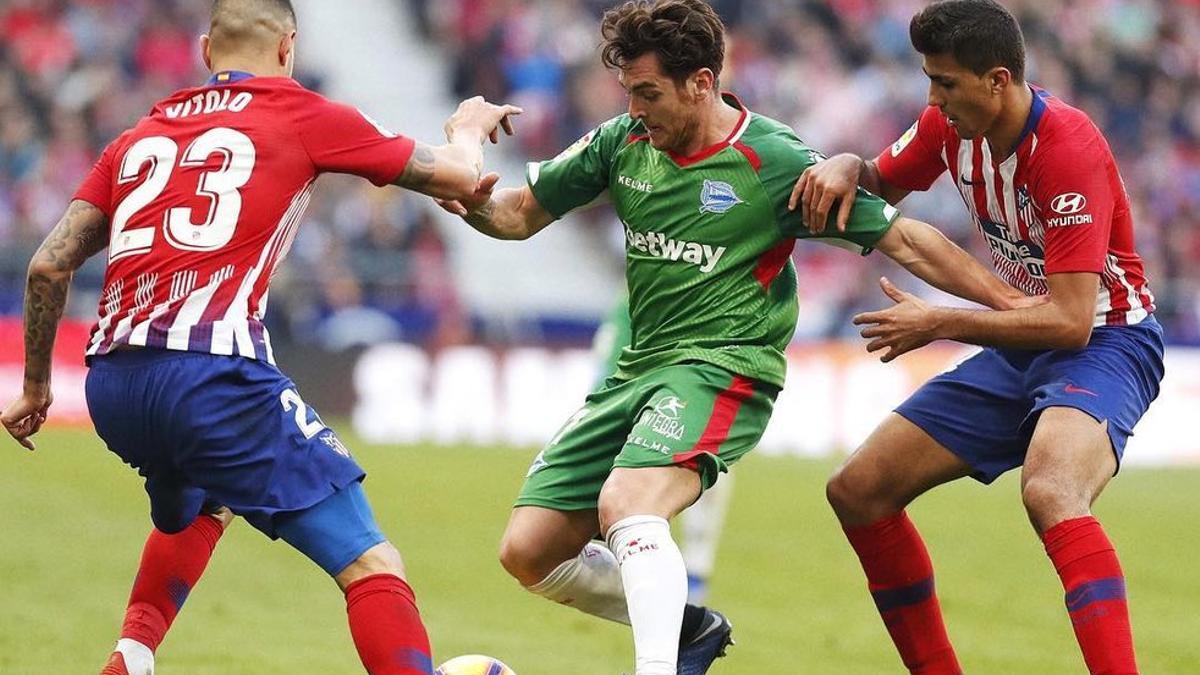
[{"xmin": 673, "ymin": 375, "xmax": 755, "ymax": 468}]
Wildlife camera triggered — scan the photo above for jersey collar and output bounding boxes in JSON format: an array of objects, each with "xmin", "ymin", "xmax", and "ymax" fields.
[
  {"xmin": 666, "ymin": 92, "xmax": 751, "ymax": 167},
  {"xmin": 206, "ymin": 70, "xmax": 257, "ymax": 86},
  {"xmin": 1004, "ymin": 84, "xmax": 1049, "ymax": 158}
]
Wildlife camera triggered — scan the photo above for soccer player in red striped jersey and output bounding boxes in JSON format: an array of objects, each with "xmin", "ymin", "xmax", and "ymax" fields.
[
  {"xmin": 795, "ymin": 1, "xmax": 1163, "ymax": 673},
  {"xmin": 0, "ymin": 1, "xmax": 519, "ymax": 673}
]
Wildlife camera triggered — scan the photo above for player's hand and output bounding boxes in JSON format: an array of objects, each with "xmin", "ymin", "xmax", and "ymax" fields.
[
  {"xmin": 445, "ymin": 97, "xmax": 523, "ymax": 145},
  {"xmin": 788, "ymin": 153, "xmax": 862, "ymax": 234},
  {"xmin": 435, "ymin": 172, "xmax": 500, "ymax": 217},
  {"xmin": 853, "ymin": 277, "xmax": 941, "ymax": 363},
  {"xmin": 1, "ymin": 389, "xmax": 53, "ymax": 451}
]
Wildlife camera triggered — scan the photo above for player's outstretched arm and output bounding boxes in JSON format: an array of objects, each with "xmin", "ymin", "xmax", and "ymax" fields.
[
  {"xmin": 1, "ymin": 200, "xmax": 109, "ymax": 450},
  {"xmin": 853, "ymin": 272, "xmax": 1096, "ymax": 362},
  {"xmin": 789, "ymin": 154, "xmax": 911, "ymax": 233},
  {"xmin": 391, "ymin": 97, "xmax": 522, "ymax": 202},
  {"xmin": 875, "ymin": 216, "xmax": 1028, "ymax": 310},
  {"xmin": 438, "ymin": 180, "xmax": 556, "ymax": 241}
]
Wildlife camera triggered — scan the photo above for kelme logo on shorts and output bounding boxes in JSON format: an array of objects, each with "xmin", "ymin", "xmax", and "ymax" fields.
[
  {"xmin": 624, "ymin": 224, "xmax": 727, "ymax": 273},
  {"xmin": 699, "ymin": 180, "xmax": 743, "ymax": 214}
]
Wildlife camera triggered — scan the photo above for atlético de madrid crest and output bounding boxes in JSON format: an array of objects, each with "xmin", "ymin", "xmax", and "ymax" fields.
[{"xmin": 699, "ymin": 180, "xmax": 744, "ymax": 214}]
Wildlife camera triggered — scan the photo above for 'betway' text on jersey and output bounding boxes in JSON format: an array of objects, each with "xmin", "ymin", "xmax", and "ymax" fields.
[{"xmin": 527, "ymin": 94, "xmax": 898, "ymax": 387}]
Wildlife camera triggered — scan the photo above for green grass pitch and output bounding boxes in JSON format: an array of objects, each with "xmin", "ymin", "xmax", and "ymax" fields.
[{"xmin": 1, "ymin": 427, "xmax": 1197, "ymax": 673}]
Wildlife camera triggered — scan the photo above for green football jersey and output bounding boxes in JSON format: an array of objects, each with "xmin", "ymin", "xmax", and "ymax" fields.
[{"xmin": 527, "ymin": 94, "xmax": 900, "ymax": 387}]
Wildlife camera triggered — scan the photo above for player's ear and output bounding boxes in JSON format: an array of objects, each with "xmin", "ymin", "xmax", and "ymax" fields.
[
  {"xmin": 988, "ymin": 67, "xmax": 1011, "ymax": 95},
  {"xmin": 199, "ymin": 34, "xmax": 213, "ymax": 71},
  {"xmin": 691, "ymin": 68, "xmax": 716, "ymax": 101},
  {"xmin": 279, "ymin": 30, "xmax": 297, "ymax": 71}
]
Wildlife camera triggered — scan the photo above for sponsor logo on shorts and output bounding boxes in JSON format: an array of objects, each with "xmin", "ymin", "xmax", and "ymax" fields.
[
  {"xmin": 653, "ymin": 396, "xmax": 686, "ymax": 419},
  {"xmin": 637, "ymin": 395, "xmax": 688, "ymax": 442},
  {"xmin": 319, "ymin": 431, "xmax": 352, "ymax": 458},
  {"xmin": 628, "ymin": 435, "xmax": 673, "ymax": 455}
]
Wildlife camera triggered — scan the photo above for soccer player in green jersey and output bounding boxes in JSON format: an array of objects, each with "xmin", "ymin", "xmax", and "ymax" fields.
[
  {"xmin": 439, "ymin": 2, "xmax": 1027, "ymax": 673},
  {"xmin": 593, "ymin": 293, "xmax": 733, "ymax": 607}
]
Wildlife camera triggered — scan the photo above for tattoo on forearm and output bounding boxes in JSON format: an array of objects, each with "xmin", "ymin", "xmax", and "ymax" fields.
[
  {"xmin": 394, "ymin": 144, "xmax": 436, "ymax": 189},
  {"xmin": 23, "ymin": 200, "xmax": 109, "ymax": 386},
  {"xmin": 23, "ymin": 275, "xmax": 69, "ymax": 386}
]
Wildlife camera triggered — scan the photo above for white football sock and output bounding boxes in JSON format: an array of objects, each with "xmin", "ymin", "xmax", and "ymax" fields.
[
  {"xmin": 607, "ymin": 515, "xmax": 687, "ymax": 675},
  {"xmin": 681, "ymin": 473, "xmax": 735, "ymax": 581},
  {"xmin": 115, "ymin": 638, "xmax": 155, "ymax": 675},
  {"xmin": 528, "ymin": 541, "xmax": 630, "ymax": 624}
]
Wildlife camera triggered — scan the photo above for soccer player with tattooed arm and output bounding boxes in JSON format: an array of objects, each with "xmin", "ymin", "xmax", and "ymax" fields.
[
  {"xmin": 437, "ymin": 2, "xmax": 1034, "ymax": 673},
  {"xmin": 796, "ymin": 1, "xmax": 1163, "ymax": 673},
  {"xmin": 0, "ymin": 1, "xmax": 519, "ymax": 673}
]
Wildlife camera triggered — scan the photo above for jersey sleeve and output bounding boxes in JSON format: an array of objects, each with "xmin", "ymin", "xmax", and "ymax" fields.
[
  {"xmin": 1031, "ymin": 132, "xmax": 1115, "ymax": 275},
  {"xmin": 72, "ymin": 137, "xmax": 121, "ymax": 216},
  {"xmin": 525, "ymin": 116, "xmax": 635, "ymax": 218},
  {"xmin": 759, "ymin": 134, "xmax": 900, "ymax": 254},
  {"xmin": 292, "ymin": 94, "xmax": 416, "ymax": 186},
  {"xmin": 874, "ymin": 106, "xmax": 949, "ymax": 192}
]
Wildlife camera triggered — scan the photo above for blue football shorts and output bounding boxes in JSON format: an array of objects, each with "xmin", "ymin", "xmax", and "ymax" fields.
[
  {"xmin": 894, "ymin": 316, "xmax": 1165, "ymax": 484},
  {"xmin": 86, "ymin": 349, "xmax": 367, "ymax": 539}
]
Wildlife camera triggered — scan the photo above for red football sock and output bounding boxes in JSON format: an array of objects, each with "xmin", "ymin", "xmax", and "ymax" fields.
[
  {"xmin": 121, "ymin": 514, "xmax": 224, "ymax": 651},
  {"xmin": 1042, "ymin": 516, "xmax": 1138, "ymax": 674},
  {"xmin": 345, "ymin": 574, "xmax": 433, "ymax": 675},
  {"xmin": 844, "ymin": 512, "xmax": 962, "ymax": 675}
]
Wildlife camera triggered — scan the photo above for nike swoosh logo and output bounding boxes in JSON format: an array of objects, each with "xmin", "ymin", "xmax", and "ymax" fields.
[
  {"xmin": 1064, "ymin": 384, "xmax": 1099, "ymax": 396},
  {"xmin": 960, "ymin": 175, "xmax": 981, "ymax": 186}
]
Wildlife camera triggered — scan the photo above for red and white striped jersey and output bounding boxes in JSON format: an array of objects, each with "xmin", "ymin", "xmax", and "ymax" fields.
[
  {"xmin": 875, "ymin": 87, "xmax": 1154, "ymax": 326},
  {"xmin": 74, "ymin": 74, "xmax": 415, "ymax": 363}
]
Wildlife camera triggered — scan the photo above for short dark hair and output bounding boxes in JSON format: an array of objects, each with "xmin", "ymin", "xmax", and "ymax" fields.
[
  {"xmin": 212, "ymin": 0, "xmax": 297, "ymax": 29},
  {"xmin": 600, "ymin": 0, "xmax": 725, "ymax": 83},
  {"xmin": 910, "ymin": 0, "xmax": 1025, "ymax": 81}
]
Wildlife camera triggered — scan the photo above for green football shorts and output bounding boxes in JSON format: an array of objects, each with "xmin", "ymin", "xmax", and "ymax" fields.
[{"xmin": 516, "ymin": 361, "xmax": 779, "ymax": 511}]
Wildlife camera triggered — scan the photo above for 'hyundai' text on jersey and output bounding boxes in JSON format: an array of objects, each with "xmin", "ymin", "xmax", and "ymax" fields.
[{"xmin": 877, "ymin": 86, "xmax": 1153, "ymax": 326}]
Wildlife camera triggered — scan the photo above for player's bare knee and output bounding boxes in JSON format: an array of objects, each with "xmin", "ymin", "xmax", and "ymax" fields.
[
  {"xmin": 498, "ymin": 535, "xmax": 557, "ymax": 588},
  {"xmin": 826, "ymin": 458, "xmax": 889, "ymax": 523},
  {"xmin": 1021, "ymin": 476, "xmax": 1088, "ymax": 533},
  {"xmin": 337, "ymin": 542, "xmax": 407, "ymax": 589}
]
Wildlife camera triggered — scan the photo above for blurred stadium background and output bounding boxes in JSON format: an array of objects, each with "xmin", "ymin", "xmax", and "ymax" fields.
[{"xmin": 0, "ymin": 0, "xmax": 1198, "ymax": 673}]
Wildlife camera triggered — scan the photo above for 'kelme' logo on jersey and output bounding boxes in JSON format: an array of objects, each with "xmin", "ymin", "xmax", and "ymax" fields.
[
  {"xmin": 699, "ymin": 180, "xmax": 744, "ymax": 214},
  {"xmin": 625, "ymin": 224, "xmax": 727, "ymax": 273}
]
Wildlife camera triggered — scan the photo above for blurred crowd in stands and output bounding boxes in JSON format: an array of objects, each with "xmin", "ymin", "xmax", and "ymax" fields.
[
  {"xmin": 1, "ymin": 0, "xmax": 1198, "ymax": 350},
  {"xmin": 416, "ymin": 0, "xmax": 1200, "ymax": 343}
]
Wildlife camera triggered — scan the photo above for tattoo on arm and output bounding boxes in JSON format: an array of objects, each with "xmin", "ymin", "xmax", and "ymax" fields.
[
  {"xmin": 23, "ymin": 201, "xmax": 109, "ymax": 388},
  {"xmin": 393, "ymin": 143, "xmax": 436, "ymax": 189}
]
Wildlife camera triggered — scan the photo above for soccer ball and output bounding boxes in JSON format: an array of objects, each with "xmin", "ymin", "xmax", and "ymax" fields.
[{"xmin": 434, "ymin": 654, "xmax": 517, "ymax": 675}]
